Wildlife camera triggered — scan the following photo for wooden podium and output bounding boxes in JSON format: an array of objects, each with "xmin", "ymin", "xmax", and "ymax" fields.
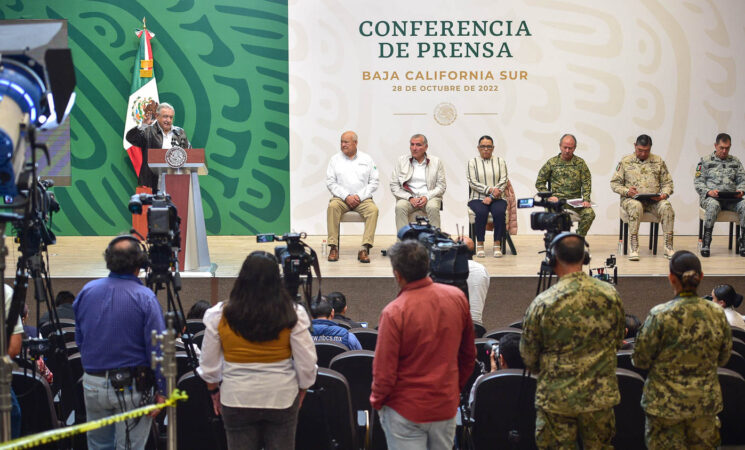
[{"xmin": 147, "ymin": 148, "xmax": 211, "ymax": 272}]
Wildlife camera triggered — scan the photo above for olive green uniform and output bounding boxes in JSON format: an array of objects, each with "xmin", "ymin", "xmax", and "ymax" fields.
[
  {"xmin": 535, "ymin": 155, "xmax": 594, "ymax": 236},
  {"xmin": 521, "ymin": 271, "xmax": 625, "ymax": 449},
  {"xmin": 632, "ymin": 292, "xmax": 732, "ymax": 449},
  {"xmin": 610, "ymin": 153, "xmax": 675, "ymax": 234}
]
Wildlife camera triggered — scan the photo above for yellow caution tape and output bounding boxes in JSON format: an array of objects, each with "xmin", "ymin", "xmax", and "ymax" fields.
[{"xmin": 0, "ymin": 389, "xmax": 188, "ymax": 449}]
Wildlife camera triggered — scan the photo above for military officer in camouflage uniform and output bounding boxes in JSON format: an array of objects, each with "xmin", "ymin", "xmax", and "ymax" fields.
[
  {"xmin": 535, "ymin": 134, "xmax": 595, "ymax": 236},
  {"xmin": 610, "ymin": 134, "xmax": 675, "ymax": 260},
  {"xmin": 694, "ymin": 132, "xmax": 745, "ymax": 257},
  {"xmin": 520, "ymin": 233, "xmax": 625, "ymax": 449},
  {"xmin": 632, "ymin": 250, "xmax": 731, "ymax": 449}
]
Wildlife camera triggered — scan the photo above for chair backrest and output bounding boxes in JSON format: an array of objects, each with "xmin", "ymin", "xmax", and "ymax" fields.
[
  {"xmin": 732, "ymin": 326, "xmax": 745, "ymax": 343},
  {"xmin": 58, "ymin": 353, "xmax": 85, "ymax": 425},
  {"xmin": 12, "ymin": 370, "xmax": 59, "ymax": 436},
  {"xmin": 329, "ymin": 350, "xmax": 375, "ymax": 413},
  {"xmin": 331, "ymin": 319, "xmax": 352, "ymax": 330},
  {"xmin": 718, "ymin": 368, "xmax": 745, "ymax": 445},
  {"xmin": 613, "ymin": 368, "xmax": 645, "ymax": 449},
  {"xmin": 38, "ymin": 318, "xmax": 76, "ymax": 338},
  {"xmin": 192, "ymin": 329, "xmax": 205, "ymax": 349},
  {"xmin": 295, "ymin": 368, "xmax": 356, "ymax": 450},
  {"xmin": 176, "ymin": 351, "xmax": 199, "ymax": 379},
  {"xmin": 507, "ymin": 320, "xmax": 523, "ymax": 329},
  {"xmin": 315, "ymin": 341, "xmax": 349, "ymax": 368},
  {"xmin": 473, "ymin": 323, "xmax": 486, "ymax": 338},
  {"xmin": 483, "ymin": 327, "xmax": 522, "ymax": 341},
  {"xmin": 616, "ymin": 350, "xmax": 647, "ymax": 379},
  {"xmin": 470, "ymin": 369, "xmax": 538, "ymax": 450},
  {"xmin": 723, "ymin": 350, "xmax": 745, "ymax": 380},
  {"xmin": 733, "ymin": 337, "xmax": 745, "ymax": 359},
  {"xmin": 185, "ymin": 319, "xmax": 205, "ymax": 335},
  {"xmin": 349, "ymin": 328, "xmax": 378, "ymax": 351},
  {"xmin": 176, "ymin": 372, "xmax": 228, "ymax": 450}
]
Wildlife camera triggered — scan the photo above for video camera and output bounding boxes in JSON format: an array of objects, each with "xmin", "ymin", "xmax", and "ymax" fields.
[
  {"xmin": 590, "ymin": 254, "xmax": 618, "ymax": 285},
  {"xmin": 397, "ymin": 217, "xmax": 470, "ymax": 287},
  {"xmin": 129, "ymin": 193, "xmax": 181, "ymax": 274},
  {"xmin": 517, "ymin": 192, "xmax": 572, "ymax": 249},
  {"xmin": 256, "ymin": 232, "xmax": 320, "ymax": 301}
]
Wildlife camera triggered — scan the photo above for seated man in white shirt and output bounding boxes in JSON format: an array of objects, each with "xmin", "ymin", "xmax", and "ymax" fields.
[
  {"xmin": 326, "ymin": 131, "xmax": 380, "ymax": 263},
  {"xmin": 390, "ymin": 134, "xmax": 447, "ymax": 232}
]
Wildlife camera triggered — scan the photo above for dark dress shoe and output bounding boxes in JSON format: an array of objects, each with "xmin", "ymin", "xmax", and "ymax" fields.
[
  {"xmin": 328, "ymin": 247, "xmax": 339, "ymax": 262},
  {"xmin": 357, "ymin": 249, "xmax": 370, "ymax": 263}
]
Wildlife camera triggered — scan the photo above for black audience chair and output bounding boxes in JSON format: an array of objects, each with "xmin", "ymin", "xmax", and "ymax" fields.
[
  {"xmin": 38, "ymin": 318, "xmax": 76, "ymax": 338},
  {"xmin": 508, "ymin": 320, "xmax": 523, "ymax": 329},
  {"xmin": 191, "ymin": 329, "xmax": 205, "ymax": 349},
  {"xmin": 731, "ymin": 337, "xmax": 745, "ymax": 360},
  {"xmin": 57, "ymin": 352, "xmax": 86, "ymax": 426},
  {"xmin": 176, "ymin": 351, "xmax": 199, "ymax": 380},
  {"xmin": 483, "ymin": 327, "xmax": 521, "ymax": 341},
  {"xmin": 176, "ymin": 372, "xmax": 228, "ymax": 450},
  {"xmin": 332, "ymin": 319, "xmax": 352, "ymax": 330},
  {"xmin": 329, "ymin": 350, "xmax": 376, "ymax": 447},
  {"xmin": 616, "ymin": 349, "xmax": 647, "ymax": 379},
  {"xmin": 185, "ymin": 318, "xmax": 205, "ymax": 335},
  {"xmin": 65, "ymin": 341, "xmax": 79, "ymax": 356},
  {"xmin": 723, "ymin": 350, "xmax": 745, "ymax": 380},
  {"xmin": 473, "ymin": 323, "xmax": 486, "ymax": 338},
  {"xmin": 613, "ymin": 368, "xmax": 645, "ymax": 450},
  {"xmin": 469, "ymin": 369, "xmax": 538, "ymax": 450},
  {"xmin": 732, "ymin": 326, "xmax": 745, "ymax": 343},
  {"xmin": 718, "ymin": 367, "xmax": 745, "ymax": 445},
  {"xmin": 315, "ymin": 341, "xmax": 349, "ymax": 368},
  {"xmin": 12, "ymin": 370, "xmax": 61, "ymax": 440},
  {"xmin": 295, "ymin": 368, "xmax": 357, "ymax": 450},
  {"xmin": 349, "ymin": 328, "xmax": 378, "ymax": 351}
]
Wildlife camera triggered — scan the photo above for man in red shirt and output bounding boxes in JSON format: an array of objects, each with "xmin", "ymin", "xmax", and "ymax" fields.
[{"xmin": 371, "ymin": 240, "xmax": 476, "ymax": 449}]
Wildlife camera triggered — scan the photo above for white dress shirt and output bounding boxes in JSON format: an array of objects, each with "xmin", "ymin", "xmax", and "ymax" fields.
[
  {"xmin": 326, "ymin": 150, "xmax": 379, "ymax": 201},
  {"xmin": 467, "ymin": 260, "xmax": 490, "ymax": 326},
  {"xmin": 197, "ymin": 302, "xmax": 317, "ymax": 409},
  {"xmin": 408, "ymin": 158, "xmax": 428, "ymax": 197}
]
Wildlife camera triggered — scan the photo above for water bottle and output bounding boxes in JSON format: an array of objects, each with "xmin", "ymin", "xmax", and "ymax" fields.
[
  {"xmin": 617, "ymin": 240, "xmax": 623, "ymax": 254},
  {"xmin": 321, "ymin": 240, "xmax": 327, "ymax": 256}
]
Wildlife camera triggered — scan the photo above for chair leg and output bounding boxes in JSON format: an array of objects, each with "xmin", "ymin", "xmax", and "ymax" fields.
[
  {"xmin": 623, "ymin": 223, "xmax": 628, "ymax": 255},
  {"xmin": 469, "ymin": 223, "xmax": 475, "ymax": 241},
  {"xmin": 652, "ymin": 223, "xmax": 659, "ymax": 255},
  {"xmin": 737, "ymin": 225, "xmax": 741, "ymax": 254},
  {"xmin": 649, "ymin": 223, "xmax": 653, "ymax": 250},
  {"xmin": 506, "ymin": 233, "xmax": 517, "ymax": 255},
  {"xmin": 729, "ymin": 222, "xmax": 734, "ymax": 250}
]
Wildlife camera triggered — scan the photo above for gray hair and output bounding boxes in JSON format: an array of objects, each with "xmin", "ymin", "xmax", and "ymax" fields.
[
  {"xmin": 410, "ymin": 134, "xmax": 428, "ymax": 146},
  {"xmin": 388, "ymin": 240, "xmax": 429, "ymax": 283},
  {"xmin": 157, "ymin": 102, "xmax": 175, "ymax": 114},
  {"xmin": 559, "ymin": 133, "xmax": 577, "ymax": 147}
]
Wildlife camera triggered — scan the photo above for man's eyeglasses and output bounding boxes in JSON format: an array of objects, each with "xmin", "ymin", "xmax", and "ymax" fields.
[{"xmin": 478, "ymin": 145, "xmax": 494, "ymax": 150}]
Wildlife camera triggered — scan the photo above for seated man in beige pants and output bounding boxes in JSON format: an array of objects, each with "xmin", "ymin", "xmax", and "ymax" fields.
[
  {"xmin": 326, "ymin": 131, "xmax": 379, "ymax": 263},
  {"xmin": 390, "ymin": 134, "xmax": 447, "ymax": 232}
]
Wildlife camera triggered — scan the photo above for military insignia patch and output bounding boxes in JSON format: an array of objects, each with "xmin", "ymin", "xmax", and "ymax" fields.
[
  {"xmin": 695, "ymin": 162, "xmax": 702, "ymax": 177},
  {"xmin": 615, "ymin": 162, "xmax": 621, "ymax": 172}
]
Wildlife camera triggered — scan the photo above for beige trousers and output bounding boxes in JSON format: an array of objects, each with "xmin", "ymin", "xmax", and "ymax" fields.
[
  {"xmin": 326, "ymin": 198, "xmax": 379, "ymax": 247},
  {"xmin": 394, "ymin": 198, "xmax": 442, "ymax": 232}
]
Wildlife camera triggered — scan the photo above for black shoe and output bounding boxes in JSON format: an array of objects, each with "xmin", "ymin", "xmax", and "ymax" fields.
[{"xmin": 701, "ymin": 228, "xmax": 713, "ymax": 258}]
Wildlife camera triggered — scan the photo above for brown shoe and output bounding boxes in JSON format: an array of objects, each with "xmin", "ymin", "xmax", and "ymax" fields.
[
  {"xmin": 357, "ymin": 249, "xmax": 370, "ymax": 263},
  {"xmin": 328, "ymin": 246, "xmax": 339, "ymax": 262}
]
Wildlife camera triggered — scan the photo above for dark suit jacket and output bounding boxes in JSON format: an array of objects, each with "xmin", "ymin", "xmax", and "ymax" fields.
[{"xmin": 126, "ymin": 122, "xmax": 191, "ymax": 191}]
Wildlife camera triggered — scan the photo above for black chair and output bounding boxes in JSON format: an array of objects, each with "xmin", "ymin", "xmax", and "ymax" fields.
[
  {"xmin": 12, "ymin": 370, "xmax": 61, "ymax": 438},
  {"xmin": 329, "ymin": 350, "xmax": 376, "ymax": 446},
  {"xmin": 295, "ymin": 368, "xmax": 357, "ymax": 450},
  {"xmin": 616, "ymin": 349, "xmax": 647, "ymax": 379},
  {"xmin": 38, "ymin": 318, "xmax": 76, "ymax": 338},
  {"xmin": 508, "ymin": 320, "xmax": 523, "ymax": 329},
  {"xmin": 192, "ymin": 329, "xmax": 205, "ymax": 349},
  {"xmin": 176, "ymin": 371, "xmax": 228, "ymax": 450},
  {"xmin": 315, "ymin": 341, "xmax": 349, "ymax": 368},
  {"xmin": 470, "ymin": 369, "xmax": 537, "ymax": 450},
  {"xmin": 732, "ymin": 326, "xmax": 745, "ymax": 343},
  {"xmin": 176, "ymin": 351, "xmax": 199, "ymax": 379},
  {"xmin": 732, "ymin": 336, "xmax": 745, "ymax": 359},
  {"xmin": 484, "ymin": 327, "xmax": 522, "ymax": 341},
  {"xmin": 473, "ymin": 323, "xmax": 486, "ymax": 338},
  {"xmin": 332, "ymin": 319, "xmax": 352, "ymax": 330},
  {"xmin": 65, "ymin": 341, "xmax": 79, "ymax": 356},
  {"xmin": 349, "ymin": 328, "xmax": 378, "ymax": 351},
  {"xmin": 613, "ymin": 368, "xmax": 645, "ymax": 450},
  {"xmin": 723, "ymin": 350, "xmax": 745, "ymax": 379},
  {"xmin": 718, "ymin": 367, "xmax": 745, "ymax": 445},
  {"xmin": 185, "ymin": 318, "xmax": 205, "ymax": 335}
]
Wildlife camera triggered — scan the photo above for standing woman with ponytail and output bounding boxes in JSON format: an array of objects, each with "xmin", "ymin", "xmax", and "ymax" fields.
[
  {"xmin": 632, "ymin": 251, "xmax": 732, "ymax": 450},
  {"xmin": 198, "ymin": 251, "xmax": 317, "ymax": 450}
]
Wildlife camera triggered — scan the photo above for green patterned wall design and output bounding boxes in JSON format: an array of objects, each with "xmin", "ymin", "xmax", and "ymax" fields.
[{"xmin": 0, "ymin": 0, "xmax": 290, "ymax": 235}]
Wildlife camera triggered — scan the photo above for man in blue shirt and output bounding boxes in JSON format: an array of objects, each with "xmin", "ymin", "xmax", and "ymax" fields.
[
  {"xmin": 74, "ymin": 236, "xmax": 165, "ymax": 449},
  {"xmin": 310, "ymin": 297, "xmax": 362, "ymax": 350}
]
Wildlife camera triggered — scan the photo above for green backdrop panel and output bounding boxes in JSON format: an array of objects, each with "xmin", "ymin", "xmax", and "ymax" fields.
[{"xmin": 0, "ymin": 0, "xmax": 289, "ymax": 235}]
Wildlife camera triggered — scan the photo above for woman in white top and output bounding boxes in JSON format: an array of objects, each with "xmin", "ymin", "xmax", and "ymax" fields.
[
  {"xmin": 711, "ymin": 284, "xmax": 745, "ymax": 329},
  {"xmin": 467, "ymin": 135, "xmax": 509, "ymax": 257},
  {"xmin": 198, "ymin": 251, "xmax": 317, "ymax": 450}
]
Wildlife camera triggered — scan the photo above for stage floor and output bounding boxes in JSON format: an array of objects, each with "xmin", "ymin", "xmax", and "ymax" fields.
[{"xmin": 7, "ymin": 234, "xmax": 744, "ymax": 279}]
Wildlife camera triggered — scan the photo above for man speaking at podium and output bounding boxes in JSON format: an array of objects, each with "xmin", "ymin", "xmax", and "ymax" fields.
[{"xmin": 126, "ymin": 102, "xmax": 191, "ymax": 192}]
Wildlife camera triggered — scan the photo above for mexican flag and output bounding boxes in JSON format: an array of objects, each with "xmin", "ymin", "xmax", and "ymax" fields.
[{"xmin": 123, "ymin": 22, "xmax": 159, "ymax": 176}]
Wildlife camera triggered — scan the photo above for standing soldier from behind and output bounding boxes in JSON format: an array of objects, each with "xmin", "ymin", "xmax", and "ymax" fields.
[
  {"xmin": 535, "ymin": 134, "xmax": 595, "ymax": 236},
  {"xmin": 610, "ymin": 134, "xmax": 675, "ymax": 260},
  {"xmin": 695, "ymin": 132, "xmax": 745, "ymax": 257},
  {"xmin": 632, "ymin": 251, "xmax": 731, "ymax": 449},
  {"xmin": 520, "ymin": 233, "xmax": 625, "ymax": 449}
]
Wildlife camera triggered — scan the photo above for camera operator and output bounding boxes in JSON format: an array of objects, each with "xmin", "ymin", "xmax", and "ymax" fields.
[
  {"xmin": 520, "ymin": 233, "xmax": 624, "ymax": 449},
  {"xmin": 74, "ymin": 235, "xmax": 166, "ymax": 449}
]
